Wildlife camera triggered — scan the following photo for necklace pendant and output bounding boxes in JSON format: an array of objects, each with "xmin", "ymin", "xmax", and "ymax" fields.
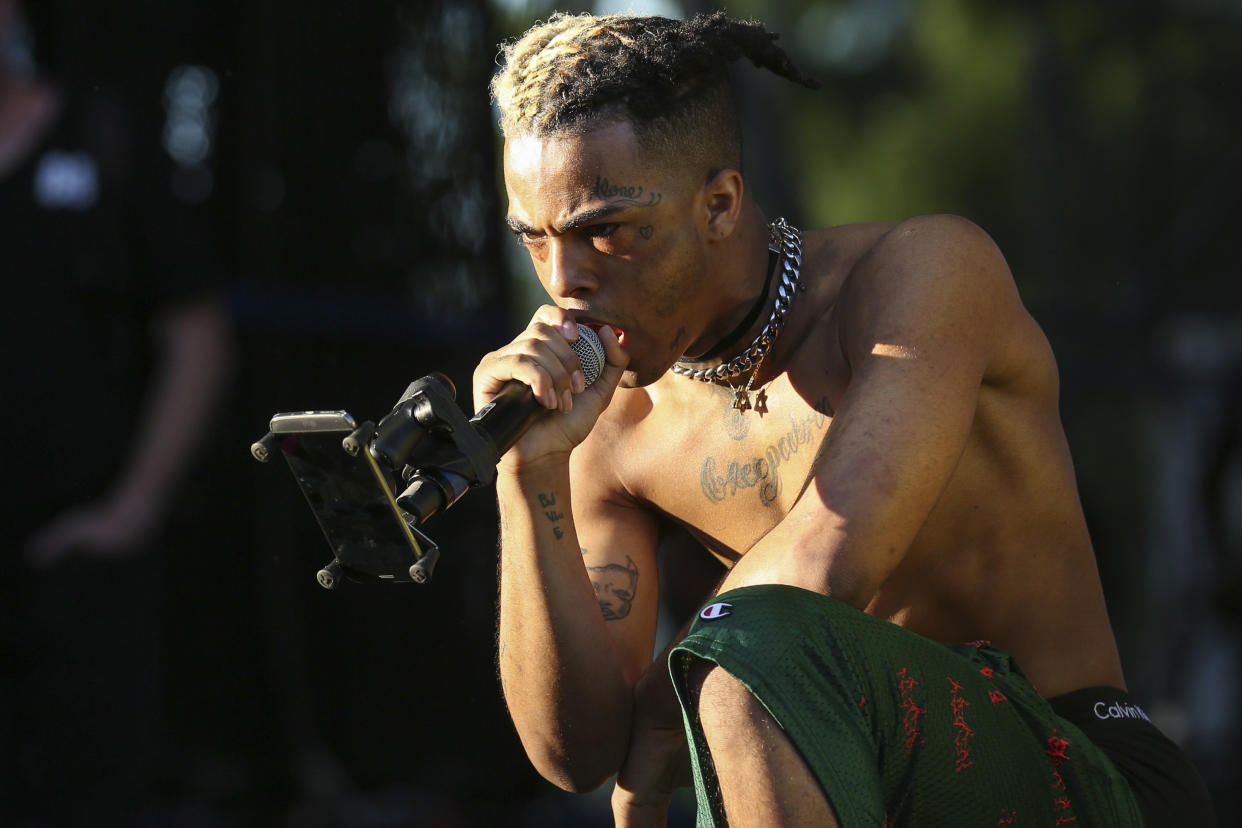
[
  {"xmin": 753, "ymin": 387, "xmax": 769, "ymax": 415},
  {"xmin": 732, "ymin": 387, "xmax": 751, "ymax": 411}
]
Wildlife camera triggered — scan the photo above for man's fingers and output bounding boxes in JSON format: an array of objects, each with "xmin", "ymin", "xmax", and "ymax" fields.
[
  {"xmin": 611, "ymin": 787, "xmax": 670, "ymax": 828},
  {"xmin": 505, "ymin": 348, "xmax": 566, "ymax": 409},
  {"xmin": 585, "ymin": 324, "xmax": 630, "ymax": 399},
  {"xmin": 474, "ymin": 308, "xmax": 590, "ymax": 411},
  {"xmin": 531, "ymin": 304, "xmax": 579, "ymax": 342}
]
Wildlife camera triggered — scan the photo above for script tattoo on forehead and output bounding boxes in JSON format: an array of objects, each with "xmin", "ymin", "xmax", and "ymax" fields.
[{"xmin": 592, "ymin": 175, "xmax": 663, "ymax": 208}]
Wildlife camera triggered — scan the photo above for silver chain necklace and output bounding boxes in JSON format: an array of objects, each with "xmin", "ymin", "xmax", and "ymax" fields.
[{"xmin": 671, "ymin": 217, "xmax": 804, "ymax": 411}]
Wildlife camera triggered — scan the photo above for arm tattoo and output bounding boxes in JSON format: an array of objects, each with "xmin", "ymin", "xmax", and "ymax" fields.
[
  {"xmin": 537, "ymin": 491, "xmax": 565, "ymax": 540},
  {"xmin": 582, "ymin": 548, "xmax": 639, "ymax": 621}
]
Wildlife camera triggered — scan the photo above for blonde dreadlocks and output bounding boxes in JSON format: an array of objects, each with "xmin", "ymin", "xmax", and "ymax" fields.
[{"xmin": 491, "ymin": 11, "xmax": 816, "ymax": 175}]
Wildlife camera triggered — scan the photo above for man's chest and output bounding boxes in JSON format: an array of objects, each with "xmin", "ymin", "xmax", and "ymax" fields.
[{"xmin": 622, "ymin": 379, "xmax": 837, "ymax": 560}]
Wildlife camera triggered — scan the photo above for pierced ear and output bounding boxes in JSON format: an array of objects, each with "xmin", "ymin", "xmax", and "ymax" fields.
[{"xmin": 702, "ymin": 168, "xmax": 744, "ymax": 240}]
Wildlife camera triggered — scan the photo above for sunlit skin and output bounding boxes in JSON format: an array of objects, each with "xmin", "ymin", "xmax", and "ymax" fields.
[{"xmin": 478, "ymin": 120, "xmax": 1127, "ymax": 824}]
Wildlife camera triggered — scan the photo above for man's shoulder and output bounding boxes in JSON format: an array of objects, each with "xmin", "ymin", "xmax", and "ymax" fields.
[
  {"xmin": 816, "ymin": 214, "xmax": 1016, "ymax": 321},
  {"xmin": 797, "ymin": 215, "xmax": 1001, "ymax": 316},
  {"xmin": 817, "ymin": 213, "xmax": 1002, "ymax": 279},
  {"xmin": 810, "ymin": 214, "xmax": 1048, "ymax": 384},
  {"xmin": 573, "ymin": 382, "xmax": 651, "ymax": 475}
]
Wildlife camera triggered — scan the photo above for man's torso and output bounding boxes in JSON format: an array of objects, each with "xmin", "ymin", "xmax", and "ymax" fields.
[{"xmin": 584, "ymin": 219, "xmax": 1125, "ymax": 698}]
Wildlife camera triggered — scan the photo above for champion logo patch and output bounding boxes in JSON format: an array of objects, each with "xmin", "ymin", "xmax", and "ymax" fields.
[{"xmin": 699, "ymin": 602, "xmax": 733, "ymax": 621}]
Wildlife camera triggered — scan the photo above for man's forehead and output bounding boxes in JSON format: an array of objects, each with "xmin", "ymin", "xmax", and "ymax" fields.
[
  {"xmin": 503, "ymin": 122, "xmax": 656, "ymax": 227},
  {"xmin": 505, "ymin": 122, "xmax": 642, "ymax": 182}
]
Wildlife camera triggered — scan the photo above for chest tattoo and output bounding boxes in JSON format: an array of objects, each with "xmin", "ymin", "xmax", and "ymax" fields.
[
  {"xmin": 723, "ymin": 405, "xmax": 749, "ymax": 440},
  {"xmin": 699, "ymin": 403, "xmax": 828, "ymax": 507}
]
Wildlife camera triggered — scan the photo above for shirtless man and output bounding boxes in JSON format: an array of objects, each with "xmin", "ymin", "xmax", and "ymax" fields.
[{"xmin": 476, "ymin": 11, "xmax": 1213, "ymax": 827}]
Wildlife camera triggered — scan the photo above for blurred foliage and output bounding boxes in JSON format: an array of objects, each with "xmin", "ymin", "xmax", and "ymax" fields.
[
  {"xmin": 790, "ymin": 1, "xmax": 1030, "ymax": 228},
  {"xmin": 774, "ymin": 0, "xmax": 1241, "ymax": 319}
]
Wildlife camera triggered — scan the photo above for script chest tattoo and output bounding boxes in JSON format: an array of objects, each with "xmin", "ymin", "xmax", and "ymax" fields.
[{"xmin": 699, "ymin": 402, "xmax": 829, "ymax": 507}]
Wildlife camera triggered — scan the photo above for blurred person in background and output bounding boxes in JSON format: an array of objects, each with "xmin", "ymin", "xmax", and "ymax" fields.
[
  {"xmin": 478, "ymin": 11, "xmax": 1215, "ymax": 827},
  {"xmin": 0, "ymin": 0, "xmax": 230, "ymax": 823}
]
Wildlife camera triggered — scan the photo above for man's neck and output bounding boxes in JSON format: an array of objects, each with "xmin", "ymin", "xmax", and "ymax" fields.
[{"xmin": 681, "ymin": 207, "xmax": 774, "ymax": 363}]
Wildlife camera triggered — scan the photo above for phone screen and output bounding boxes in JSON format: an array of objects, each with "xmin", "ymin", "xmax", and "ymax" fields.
[{"xmin": 274, "ymin": 418, "xmax": 424, "ymax": 583}]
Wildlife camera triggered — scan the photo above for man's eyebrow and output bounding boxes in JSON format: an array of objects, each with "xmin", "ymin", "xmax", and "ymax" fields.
[
  {"xmin": 506, "ymin": 204, "xmax": 626, "ymax": 236},
  {"xmin": 506, "ymin": 216, "xmax": 537, "ymax": 235},
  {"xmin": 559, "ymin": 204, "xmax": 624, "ymax": 232}
]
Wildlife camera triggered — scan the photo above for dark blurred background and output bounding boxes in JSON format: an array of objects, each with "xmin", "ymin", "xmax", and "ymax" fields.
[{"xmin": 1, "ymin": 0, "xmax": 1238, "ymax": 825}]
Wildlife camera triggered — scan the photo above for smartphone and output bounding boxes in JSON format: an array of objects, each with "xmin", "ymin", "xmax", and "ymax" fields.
[{"xmin": 264, "ymin": 411, "xmax": 437, "ymax": 588}]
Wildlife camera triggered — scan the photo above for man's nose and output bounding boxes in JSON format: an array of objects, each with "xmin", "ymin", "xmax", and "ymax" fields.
[{"xmin": 546, "ymin": 238, "xmax": 596, "ymax": 299}]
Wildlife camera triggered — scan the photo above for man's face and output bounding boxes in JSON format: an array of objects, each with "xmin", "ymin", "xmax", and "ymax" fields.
[{"xmin": 503, "ymin": 121, "xmax": 711, "ymax": 387}]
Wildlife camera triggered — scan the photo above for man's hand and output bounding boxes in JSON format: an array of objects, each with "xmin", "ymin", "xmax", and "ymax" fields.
[
  {"xmin": 24, "ymin": 494, "xmax": 157, "ymax": 568},
  {"xmin": 611, "ymin": 655, "xmax": 693, "ymax": 827},
  {"xmin": 24, "ymin": 298, "xmax": 231, "ymax": 570},
  {"xmin": 473, "ymin": 305, "xmax": 627, "ymax": 469},
  {"xmin": 611, "ymin": 721, "xmax": 690, "ymax": 827}
]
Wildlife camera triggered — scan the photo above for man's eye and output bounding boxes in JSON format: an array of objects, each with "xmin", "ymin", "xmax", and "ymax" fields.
[{"xmin": 587, "ymin": 223, "xmax": 619, "ymax": 239}]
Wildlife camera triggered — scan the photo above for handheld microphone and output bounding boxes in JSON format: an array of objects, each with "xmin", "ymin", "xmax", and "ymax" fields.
[
  {"xmin": 470, "ymin": 324, "xmax": 606, "ymax": 457},
  {"xmin": 380, "ymin": 325, "xmax": 606, "ymax": 524}
]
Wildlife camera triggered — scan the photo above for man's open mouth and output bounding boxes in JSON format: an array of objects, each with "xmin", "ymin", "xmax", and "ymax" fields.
[{"xmin": 581, "ymin": 321, "xmax": 626, "ymax": 346}]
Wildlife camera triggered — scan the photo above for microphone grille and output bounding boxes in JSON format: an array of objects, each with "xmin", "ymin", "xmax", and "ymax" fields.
[{"xmin": 570, "ymin": 326, "xmax": 605, "ymax": 387}]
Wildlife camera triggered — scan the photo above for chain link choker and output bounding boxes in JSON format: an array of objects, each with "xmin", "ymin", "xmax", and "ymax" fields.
[{"xmin": 671, "ymin": 217, "xmax": 804, "ymax": 410}]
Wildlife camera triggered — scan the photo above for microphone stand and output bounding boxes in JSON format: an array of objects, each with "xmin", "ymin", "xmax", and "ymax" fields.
[
  {"xmin": 251, "ymin": 373, "xmax": 500, "ymax": 588},
  {"xmin": 370, "ymin": 372, "xmax": 500, "ymax": 525}
]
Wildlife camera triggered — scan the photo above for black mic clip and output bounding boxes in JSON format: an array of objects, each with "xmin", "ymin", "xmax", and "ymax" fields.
[{"xmin": 368, "ymin": 372, "xmax": 497, "ymax": 527}]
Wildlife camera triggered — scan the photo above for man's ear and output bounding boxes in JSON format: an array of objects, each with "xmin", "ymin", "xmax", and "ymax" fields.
[{"xmin": 701, "ymin": 167, "xmax": 744, "ymax": 241}]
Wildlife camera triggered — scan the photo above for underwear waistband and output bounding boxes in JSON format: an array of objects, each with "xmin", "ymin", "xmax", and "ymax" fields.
[{"xmin": 1048, "ymin": 685, "xmax": 1154, "ymax": 729}]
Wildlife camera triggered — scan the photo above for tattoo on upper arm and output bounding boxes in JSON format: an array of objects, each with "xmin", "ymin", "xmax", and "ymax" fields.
[
  {"xmin": 583, "ymin": 553, "xmax": 639, "ymax": 621},
  {"xmin": 537, "ymin": 491, "xmax": 565, "ymax": 540}
]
